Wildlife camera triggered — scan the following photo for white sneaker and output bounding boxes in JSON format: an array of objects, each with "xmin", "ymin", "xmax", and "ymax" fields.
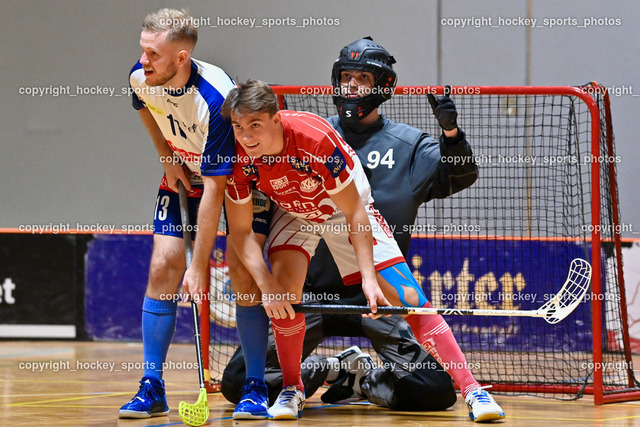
[
  {"xmin": 267, "ymin": 386, "xmax": 305, "ymax": 420},
  {"xmin": 465, "ymin": 388, "xmax": 505, "ymax": 422}
]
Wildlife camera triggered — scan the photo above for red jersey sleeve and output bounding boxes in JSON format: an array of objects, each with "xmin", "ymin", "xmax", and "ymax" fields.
[{"xmin": 225, "ymin": 150, "xmax": 254, "ymax": 204}]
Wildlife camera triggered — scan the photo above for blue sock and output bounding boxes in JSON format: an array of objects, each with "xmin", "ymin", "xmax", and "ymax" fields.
[
  {"xmin": 142, "ymin": 296, "xmax": 177, "ymax": 380},
  {"xmin": 235, "ymin": 304, "xmax": 270, "ymax": 380}
]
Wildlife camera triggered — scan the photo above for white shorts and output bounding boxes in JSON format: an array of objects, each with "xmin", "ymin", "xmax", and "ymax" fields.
[{"xmin": 268, "ymin": 203, "xmax": 405, "ymax": 285}]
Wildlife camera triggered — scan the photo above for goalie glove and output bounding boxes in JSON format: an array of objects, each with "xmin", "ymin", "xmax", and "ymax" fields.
[{"xmin": 427, "ymin": 86, "xmax": 458, "ymax": 131}]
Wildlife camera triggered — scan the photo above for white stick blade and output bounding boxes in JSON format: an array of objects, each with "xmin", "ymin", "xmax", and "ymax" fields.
[{"xmin": 540, "ymin": 258, "xmax": 592, "ymax": 324}]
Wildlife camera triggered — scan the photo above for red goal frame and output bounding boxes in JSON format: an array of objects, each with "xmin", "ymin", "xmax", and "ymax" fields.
[{"xmin": 201, "ymin": 84, "xmax": 636, "ymax": 404}]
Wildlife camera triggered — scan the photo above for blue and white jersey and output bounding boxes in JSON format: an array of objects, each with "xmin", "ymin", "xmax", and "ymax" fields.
[{"xmin": 129, "ymin": 59, "xmax": 236, "ymax": 180}]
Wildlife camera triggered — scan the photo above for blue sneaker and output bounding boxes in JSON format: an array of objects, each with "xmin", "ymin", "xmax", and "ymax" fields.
[
  {"xmin": 233, "ymin": 377, "xmax": 269, "ymax": 419},
  {"xmin": 118, "ymin": 377, "xmax": 169, "ymax": 418}
]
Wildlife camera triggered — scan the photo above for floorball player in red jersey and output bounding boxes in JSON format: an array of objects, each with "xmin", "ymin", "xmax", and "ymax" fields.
[{"xmin": 222, "ymin": 79, "xmax": 504, "ymax": 422}]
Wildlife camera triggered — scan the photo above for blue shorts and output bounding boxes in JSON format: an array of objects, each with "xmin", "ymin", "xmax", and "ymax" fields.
[
  {"xmin": 153, "ymin": 186, "xmax": 201, "ymax": 239},
  {"xmin": 153, "ymin": 186, "xmax": 272, "ymax": 238}
]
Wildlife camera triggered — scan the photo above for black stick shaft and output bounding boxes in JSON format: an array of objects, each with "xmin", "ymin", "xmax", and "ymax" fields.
[
  {"xmin": 293, "ymin": 304, "xmax": 410, "ymax": 315},
  {"xmin": 292, "ymin": 304, "xmax": 541, "ymax": 317},
  {"xmin": 178, "ymin": 181, "xmax": 206, "ymax": 389}
]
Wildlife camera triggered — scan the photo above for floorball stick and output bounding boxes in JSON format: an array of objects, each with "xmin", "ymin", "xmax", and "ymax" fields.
[
  {"xmin": 293, "ymin": 258, "xmax": 592, "ymax": 325},
  {"xmin": 176, "ymin": 180, "xmax": 209, "ymax": 427}
]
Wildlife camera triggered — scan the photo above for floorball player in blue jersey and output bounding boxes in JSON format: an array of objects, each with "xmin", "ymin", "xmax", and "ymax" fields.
[{"xmin": 118, "ymin": 8, "xmax": 237, "ymax": 419}]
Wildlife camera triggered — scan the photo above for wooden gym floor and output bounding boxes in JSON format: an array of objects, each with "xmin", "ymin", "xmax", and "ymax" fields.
[{"xmin": 2, "ymin": 341, "xmax": 640, "ymax": 426}]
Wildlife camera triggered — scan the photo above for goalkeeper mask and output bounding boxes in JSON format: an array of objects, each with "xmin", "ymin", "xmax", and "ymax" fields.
[{"xmin": 332, "ymin": 36, "xmax": 397, "ymax": 123}]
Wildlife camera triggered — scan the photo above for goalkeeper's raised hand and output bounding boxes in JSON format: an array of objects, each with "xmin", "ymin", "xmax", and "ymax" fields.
[{"xmin": 427, "ymin": 86, "xmax": 458, "ymax": 132}]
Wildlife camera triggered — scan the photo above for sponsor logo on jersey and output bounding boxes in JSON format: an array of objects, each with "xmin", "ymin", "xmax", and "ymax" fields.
[
  {"xmin": 270, "ymin": 176, "xmax": 289, "ymax": 190},
  {"xmin": 278, "ymin": 187, "xmax": 297, "ymax": 196},
  {"xmin": 241, "ymin": 164, "xmax": 259, "ymax": 178},
  {"xmin": 277, "ymin": 200, "xmax": 325, "ymax": 219},
  {"xmin": 290, "ymin": 157, "xmax": 312, "ymax": 174},
  {"xmin": 372, "ymin": 208, "xmax": 394, "ymax": 238},
  {"xmin": 166, "ymin": 98, "xmax": 178, "ymax": 107},
  {"xmin": 300, "ymin": 177, "xmax": 321, "ymax": 193},
  {"xmin": 252, "ymin": 189, "xmax": 271, "ymax": 213},
  {"xmin": 146, "ymin": 102, "xmax": 165, "ymax": 116},
  {"xmin": 166, "ymin": 140, "xmax": 202, "ymax": 165},
  {"xmin": 325, "ymin": 147, "xmax": 347, "ymax": 178},
  {"xmin": 160, "ymin": 175, "xmax": 203, "ymax": 197}
]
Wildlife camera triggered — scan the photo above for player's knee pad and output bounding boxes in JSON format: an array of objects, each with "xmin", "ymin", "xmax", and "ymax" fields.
[{"xmin": 379, "ymin": 263, "xmax": 428, "ymax": 307}]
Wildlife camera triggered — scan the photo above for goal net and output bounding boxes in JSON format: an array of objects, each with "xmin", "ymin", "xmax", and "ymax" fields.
[{"xmin": 202, "ymin": 83, "xmax": 639, "ymax": 403}]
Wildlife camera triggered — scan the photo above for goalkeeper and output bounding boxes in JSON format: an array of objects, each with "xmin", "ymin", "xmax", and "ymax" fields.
[{"xmin": 222, "ymin": 37, "xmax": 503, "ymax": 422}]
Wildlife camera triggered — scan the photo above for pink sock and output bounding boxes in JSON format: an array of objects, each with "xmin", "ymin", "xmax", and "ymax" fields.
[
  {"xmin": 406, "ymin": 302, "xmax": 481, "ymax": 398},
  {"xmin": 271, "ymin": 313, "xmax": 306, "ymax": 391}
]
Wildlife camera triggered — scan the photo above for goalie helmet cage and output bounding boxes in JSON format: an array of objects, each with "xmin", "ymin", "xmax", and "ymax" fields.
[{"xmin": 201, "ymin": 83, "xmax": 639, "ymax": 404}]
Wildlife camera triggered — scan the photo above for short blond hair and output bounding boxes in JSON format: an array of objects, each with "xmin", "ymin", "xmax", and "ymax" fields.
[{"xmin": 142, "ymin": 8, "xmax": 198, "ymax": 47}]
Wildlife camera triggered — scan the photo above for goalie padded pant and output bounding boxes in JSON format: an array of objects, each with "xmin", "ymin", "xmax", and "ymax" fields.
[{"xmin": 221, "ymin": 302, "xmax": 457, "ymax": 411}]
